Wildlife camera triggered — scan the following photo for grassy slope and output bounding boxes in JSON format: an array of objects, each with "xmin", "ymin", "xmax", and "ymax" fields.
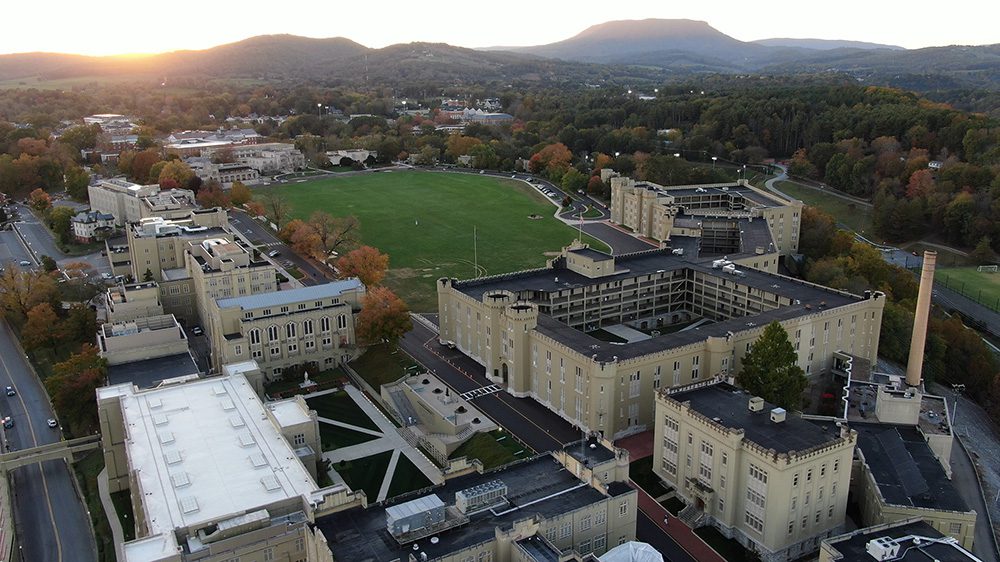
[
  {"xmin": 263, "ymin": 171, "xmax": 609, "ymax": 311},
  {"xmin": 775, "ymin": 180, "xmax": 875, "ymax": 235}
]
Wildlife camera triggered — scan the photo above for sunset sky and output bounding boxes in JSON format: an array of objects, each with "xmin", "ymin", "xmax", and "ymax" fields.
[{"xmin": 4, "ymin": 0, "xmax": 997, "ymax": 56}]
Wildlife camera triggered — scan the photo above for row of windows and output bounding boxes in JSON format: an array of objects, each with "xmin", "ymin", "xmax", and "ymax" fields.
[{"xmin": 247, "ymin": 316, "xmax": 347, "ymax": 344}]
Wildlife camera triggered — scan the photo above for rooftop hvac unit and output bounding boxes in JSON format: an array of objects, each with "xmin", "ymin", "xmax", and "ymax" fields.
[
  {"xmin": 748, "ymin": 397, "xmax": 765, "ymax": 412},
  {"xmin": 722, "ymin": 264, "xmax": 737, "ymax": 274},
  {"xmin": 770, "ymin": 407, "xmax": 786, "ymax": 423},
  {"xmin": 865, "ymin": 537, "xmax": 900, "ymax": 561},
  {"xmin": 455, "ymin": 480, "xmax": 507, "ymax": 514}
]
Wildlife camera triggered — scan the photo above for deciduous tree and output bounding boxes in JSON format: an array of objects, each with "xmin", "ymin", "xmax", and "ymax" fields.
[
  {"xmin": 45, "ymin": 344, "xmax": 106, "ymax": 436},
  {"xmin": 736, "ymin": 321, "xmax": 808, "ymax": 410},
  {"xmin": 308, "ymin": 212, "xmax": 360, "ymax": 255},
  {"xmin": 48, "ymin": 206, "xmax": 75, "ymax": 245},
  {"xmin": 196, "ymin": 181, "xmax": 231, "ymax": 209},
  {"xmin": 336, "ymin": 245, "xmax": 389, "ymax": 287},
  {"xmin": 28, "ymin": 188, "xmax": 51, "ymax": 212},
  {"xmin": 230, "ymin": 181, "xmax": 252, "ymax": 206},
  {"xmin": 0, "ymin": 267, "xmax": 59, "ymax": 327},
  {"xmin": 259, "ymin": 191, "xmax": 291, "ymax": 229},
  {"xmin": 22, "ymin": 303, "xmax": 59, "ymax": 352},
  {"xmin": 158, "ymin": 160, "xmax": 195, "ymax": 187},
  {"xmin": 356, "ymin": 286, "xmax": 412, "ymax": 346}
]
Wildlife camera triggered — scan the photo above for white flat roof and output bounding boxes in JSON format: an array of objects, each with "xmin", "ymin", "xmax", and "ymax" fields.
[
  {"xmin": 98, "ymin": 373, "xmax": 318, "ymax": 537},
  {"xmin": 269, "ymin": 399, "xmax": 312, "ymax": 428}
]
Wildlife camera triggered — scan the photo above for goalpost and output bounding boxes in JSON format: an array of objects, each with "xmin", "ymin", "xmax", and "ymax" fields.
[{"xmin": 977, "ymin": 265, "xmax": 998, "ymax": 273}]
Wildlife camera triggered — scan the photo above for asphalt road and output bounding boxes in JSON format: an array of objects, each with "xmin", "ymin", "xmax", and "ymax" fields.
[
  {"xmin": 398, "ymin": 319, "xmax": 696, "ymax": 555},
  {"xmin": 227, "ymin": 210, "xmax": 329, "ymax": 287},
  {"xmin": 9, "ymin": 204, "xmax": 112, "ymax": 276},
  {"xmin": 0, "ymin": 321, "xmax": 96, "ymax": 562}
]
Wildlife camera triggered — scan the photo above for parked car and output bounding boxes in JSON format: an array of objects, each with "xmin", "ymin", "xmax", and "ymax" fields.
[
  {"xmin": 268, "ymin": 249, "xmax": 281, "ymax": 258},
  {"xmin": 190, "ymin": 326, "xmax": 204, "ymax": 336},
  {"xmin": 18, "ymin": 260, "xmax": 30, "ymax": 267},
  {"xmin": 5, "ymin": 386, "xmax": 14, "ymax": 397},
  {"xmin": 2, "ymin": 417, "xmax": 12, "ymax": 429},
  {"xmin": 47, "ymin": 418, "xmax": 58, "ymax": 428}
]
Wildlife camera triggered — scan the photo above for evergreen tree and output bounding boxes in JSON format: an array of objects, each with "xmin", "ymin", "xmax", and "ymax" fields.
[{"xmin": 736, "ymin": 321, "xmax": 807, "ymax": 410}]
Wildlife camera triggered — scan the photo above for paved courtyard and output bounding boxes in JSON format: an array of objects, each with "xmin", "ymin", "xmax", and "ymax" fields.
[{"xmin": 312, "ymin": 385, "xmax": 442, "ymax": 502}]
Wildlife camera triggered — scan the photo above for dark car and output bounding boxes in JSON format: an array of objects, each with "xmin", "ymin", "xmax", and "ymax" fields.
[{"xmin": 4, "ymin": 386, "xmax": 14, "ymax": 397}]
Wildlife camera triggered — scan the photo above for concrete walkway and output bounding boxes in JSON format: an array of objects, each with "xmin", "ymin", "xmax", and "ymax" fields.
[
  {"xmin": 319, "ymin": 385, "xmax": 443, "ymax": 499},
  {"xmin": 377, "ymin": 450, "xmax": 402, "ymax": 502},
  {"xmin": 97, "ymin": 467, "xmax": 125, "ymax": 562}
]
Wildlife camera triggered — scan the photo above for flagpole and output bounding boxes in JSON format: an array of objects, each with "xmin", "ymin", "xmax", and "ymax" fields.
[{"xmin": 474, "ymin": 225, "xmax": 478, "ymax": 278}]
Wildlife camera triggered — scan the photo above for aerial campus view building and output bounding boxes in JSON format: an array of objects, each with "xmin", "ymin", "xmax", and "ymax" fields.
[{"xmin": 437, "ymin": 242, "xmax": 885, "ymax": 439}]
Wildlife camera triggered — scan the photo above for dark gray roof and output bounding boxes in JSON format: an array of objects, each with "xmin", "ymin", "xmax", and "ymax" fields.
[
  {"xmin": 107, "ymin": 353, "xmax": 200, "ymax": 389},
  {"xmin": 825, "ymin": 519, "xmax": 977, "ymax": 561},
  {"xmin": 451, "ymin": 248, "xmax": 865, "ymax": 363},
  {"xmin": 317, "ymin": 456, "xmax": 630, "ymax": 562},
  {"xmin": 517, "ymin": 535, "xmax": 561, "ymax": 562},
  {"xmin": 669, "ymin": 382, "xmax": 841, "ymax": 454},
  {"xmin": 569, "ymin": 247, "xmax": 614, "ymax": 262},
  {"xmin": 853, "ymin": 423, "xmax": 970, "ymax": 513},
  {"xmin": 565, "ymin": 438, "xmax": 616, "ymax": 466},
  {"xmin": 666, "ymin": 185, "xmax": 786, "ymax": 209}
]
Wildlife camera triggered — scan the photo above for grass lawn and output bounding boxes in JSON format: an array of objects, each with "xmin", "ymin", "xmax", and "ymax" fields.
[
  {"xmin": 306, "ymin": 391, "xmax": 380, "ymax": 431},
  {"xmin": 73, "ymin": 450, "xmax": 115, "ymax": 562},
  {"xmin": 110, "ymin": 490, "xmax": 136, "ymax": 542},
  {"xmin": 775, "ymin": 180, "xmax": 875, "ymax": 236},
  {"xmin": 318, "ymin": 422, "xmax": 380, "ymax": 451},
  {"xmin": 661, "ymin": 496, "xmax": 685, "ymax": 515},
  {"xmin": 386, "ymin": 454, "xmax": 434, "ymax": 499},
  {"xmin": 258, "ymin": 170, "xmax": 610, "ymax": 311},
  {"xmin": 449, "ymin": 429, "xmax": 532, "ymax": 470},
  {"xmin": 629, "ymin": 456, "xmax": 670, "ymax": 498},
  {"xmin": 937, "ymin": 266, "xmax": 1000, "ymax": 310},
  {"xmin": 332, "ymin": 450, "xmax": 393, "ymax": 500},
  {"xmin": 695, "ymin": 526, "xmax": 760, "ymax": 562},
  {"xmin": 350, "ymin": 344, "xmax": 421, "ymax": 389}
]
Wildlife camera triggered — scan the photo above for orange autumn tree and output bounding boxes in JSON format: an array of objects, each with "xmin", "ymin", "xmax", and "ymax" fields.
[
  {"xmin": 336, "ymin": 245, "xmax": 389, "ymax": 287},
  {"xmin": 356, "ymin": 286, "xmax": 412, "ymax": 346}
]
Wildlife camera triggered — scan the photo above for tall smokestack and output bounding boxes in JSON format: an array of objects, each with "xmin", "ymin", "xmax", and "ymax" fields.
[{"xmin": 906, "ymin": 251, "xmax": 937, "ymax": 387}]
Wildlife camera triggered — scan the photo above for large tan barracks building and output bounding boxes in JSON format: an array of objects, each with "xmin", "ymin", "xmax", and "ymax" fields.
[
  {"xmin": 437, "ymin": 245, "xmax": 884, "ymax": 439},
  {"xmin": 610, "ymin": 177, "xmax": 803, "ymax": 270}
]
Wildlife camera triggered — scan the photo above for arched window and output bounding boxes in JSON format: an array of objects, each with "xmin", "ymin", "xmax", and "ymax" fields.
[
  {"xmin": 286, "ymin": 322, "xmax": 297, "ymax": 339},
  {"xmin": 267, "ymin": 325, "xmax": 279, "ymax": 342},
  {"xmin": 303, "ymin": 319, "xmax": 314, "ymax": 336},
  {"xmin": 248, "ymin": 329, "xmax": 261, "ymax": 345}
]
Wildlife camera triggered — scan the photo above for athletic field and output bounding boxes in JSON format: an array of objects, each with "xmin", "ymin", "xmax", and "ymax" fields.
[
  {"xmin": 937, "ymin": 266, "xmax": 1000, "ymax": 311},
  {"xmin": 263, "ymin": 170, "xmax": 609, "ymax": 311}
]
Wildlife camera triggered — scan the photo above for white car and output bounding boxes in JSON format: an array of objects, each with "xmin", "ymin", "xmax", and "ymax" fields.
[{"xmin": 47, "ymin": 418, "xmax": 57, "ymax": 428}]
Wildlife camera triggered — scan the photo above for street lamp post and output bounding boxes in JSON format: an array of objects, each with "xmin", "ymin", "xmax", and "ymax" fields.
[
  {"xmin": 951, "ymin": 383, "xmax": 966, "ymax": 425},
  {"xmin": 317, "ymin": 103, "xmax": 322, "ymax": 117},
  {"xmin": 711, "ymin": 156, "xmax": 718, "ymax": 169}
]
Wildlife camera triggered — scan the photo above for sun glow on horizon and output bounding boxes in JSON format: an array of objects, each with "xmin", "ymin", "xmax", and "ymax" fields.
[{"xmin": 4, "ymin": 0, "xmax": 998, "ymax": 57}]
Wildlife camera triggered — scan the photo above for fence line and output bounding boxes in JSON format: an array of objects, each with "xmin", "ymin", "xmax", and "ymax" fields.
[{"xmin": 937, "ymin": 272, "xmax": 1000, "ymax": 313}]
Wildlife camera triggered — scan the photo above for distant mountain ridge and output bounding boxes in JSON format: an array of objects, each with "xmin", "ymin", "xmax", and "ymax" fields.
[
  {"xmin": 0, "ymin": 21, "xmax": 997, "ymax": 92},
  {"xmin": 753, "ymin": 38, "xmax": 904, "ymax": 50}
]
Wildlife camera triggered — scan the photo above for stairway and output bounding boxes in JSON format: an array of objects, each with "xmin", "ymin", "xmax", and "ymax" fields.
[{"xmin": 677, "ymin": 503, "xmax": 705, "ymax": 528}]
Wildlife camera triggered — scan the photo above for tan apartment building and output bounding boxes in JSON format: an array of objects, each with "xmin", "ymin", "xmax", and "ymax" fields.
[
  {"xmin": 437, "ymin": 245, "xmax": 884, "ymax": 439},
  {"xmin": 96, "ymin": 372, "xmax": 358, "ymax": 562},
  {"xmin": 609, "ymin": 177, "xmax": 803, "ymax": 262},
  {"xmin": 208, "ymin": 279, "xmax": 366, "ymax": 378},
  {"xmin": 106, "ymin": 281, "xmax": 164, "ymax": 323},
  {"xmin": 88, "ymin": 178, "xmax": 201, "ymax": 226},
  {"xmin": 317, "ymin": 440, "xmax": 638, "ymax": 561},
  {"xmin": 126, "ymin": 211, "xmax": 230, "ymax": 282},
  {"xmin": 652, "ymin": 379, "xmax": 857, "ymax": 562}
]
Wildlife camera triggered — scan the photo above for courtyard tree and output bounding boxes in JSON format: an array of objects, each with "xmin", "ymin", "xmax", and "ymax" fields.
[
  {"xmin": 64, "ymin": 165, "xmax": 90, "ymax": 201},
  {"xmin": 336, "ymin": 245, "xmax": 389, "ymax": 287},
  {"xmin": 356, "ymin": 286, "xmax": 412, "ymax": 347},
  {"xmin": 158, "ymin": 160, "xmax": 195, "ymax": 187},
  {"xmin": 736, "ymin": 321, "xmax": 808, "ymax": 410}
]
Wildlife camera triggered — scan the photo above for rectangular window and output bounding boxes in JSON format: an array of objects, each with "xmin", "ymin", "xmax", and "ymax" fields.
[
  {"xmin": 949, "ymin": 522, "xmax": 962, "ymax": 534},
  {"xmin": 293, "ymin": 433, "xmax": 306, "ymax": 445},
  {"xmin": 580, "ymin": 515, "xmax": 591, "ymax": 531},
  {"xmin": 595, "ymin": 511, "xmax": 606, "ymax": 525},
  {"xmin": 560, "ymin": 522, "xmax": 572, "ymax": 539},
  {"xmin": 594, "ymin": 535, "xmax": 606, "ymax": 551},
  {"xmin": 619, "ymin": 500, "xmax": 629, "ymax": 517},
  {"xmin": 788, "ymin": 522, "xmax": 794, "ymax": 535}
]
